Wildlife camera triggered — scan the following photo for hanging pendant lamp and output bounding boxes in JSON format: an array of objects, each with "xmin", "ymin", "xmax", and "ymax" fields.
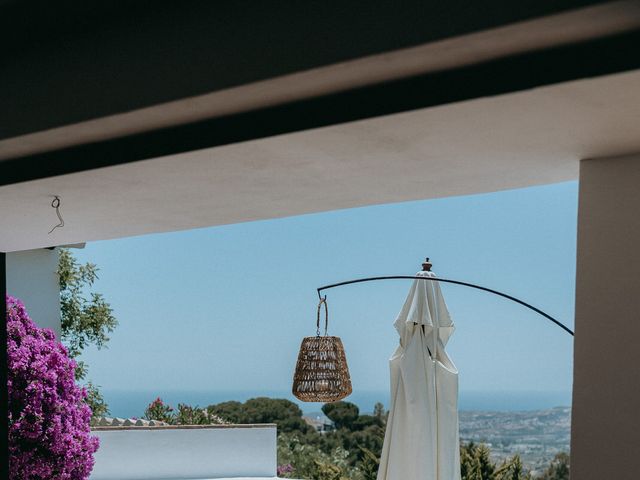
[{"xmin": 292, "ymin": 296, "xmax": 352, "ymax": 402}]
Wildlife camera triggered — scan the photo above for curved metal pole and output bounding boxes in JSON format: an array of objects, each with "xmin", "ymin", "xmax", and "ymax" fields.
[{"xmin": 317, "ymin": 276, "xmax": 574, "ymax": 336}]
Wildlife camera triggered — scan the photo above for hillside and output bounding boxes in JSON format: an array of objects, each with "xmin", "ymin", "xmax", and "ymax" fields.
[{"xmin": 459, "ymin": 407, "xmax": 571, "ymax": 475}]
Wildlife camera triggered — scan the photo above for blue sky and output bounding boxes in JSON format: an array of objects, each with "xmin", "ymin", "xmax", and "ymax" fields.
[{"xmin": 76, "ymin": 181, "xmax": 577, "ymax": 410}]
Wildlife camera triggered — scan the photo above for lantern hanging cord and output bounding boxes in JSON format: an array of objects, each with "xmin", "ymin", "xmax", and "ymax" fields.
[
  {"xmin": 48, "ymin": 196, "xmax": 65, "ymax": 234},
  {"xmin": 317, "ymin": 275, "xmax": 573, "ymax": 336},
  {"xmin": 317, "ymin": 296, "xmax": 328, "ymax": 336}
]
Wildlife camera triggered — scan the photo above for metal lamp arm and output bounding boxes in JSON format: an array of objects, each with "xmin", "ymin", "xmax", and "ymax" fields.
[{"xmin": 316, "ymin": 275, "xmax": 574, "ymax": 336}]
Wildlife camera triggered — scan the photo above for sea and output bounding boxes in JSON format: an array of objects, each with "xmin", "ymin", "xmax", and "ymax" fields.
[{"xmin": 101, "ymin": 389, "xmax": 572, "ymax": 419}]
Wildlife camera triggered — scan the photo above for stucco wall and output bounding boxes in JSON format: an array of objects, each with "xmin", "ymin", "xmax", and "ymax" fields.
[
  {"xmin": 90, "ymin": 425, "xmax": 279, "ymax": 480},
  {"xmin": 6, "ymin": 248, "xmax": 60, "ymax": 337},
  {"xmin": 571, "ymin": 153, "xmax": 640, "ymax": 479}
]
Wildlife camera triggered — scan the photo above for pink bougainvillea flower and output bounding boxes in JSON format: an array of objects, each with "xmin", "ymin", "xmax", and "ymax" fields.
[{"xmin": 7, "ymin": 295, "xmax": 99, "ymax": 480}]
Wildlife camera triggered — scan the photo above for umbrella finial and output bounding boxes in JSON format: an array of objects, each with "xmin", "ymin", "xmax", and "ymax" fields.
[{"xmin": 422, "ymin": 257, "xmax": 432, "ymax": 271}]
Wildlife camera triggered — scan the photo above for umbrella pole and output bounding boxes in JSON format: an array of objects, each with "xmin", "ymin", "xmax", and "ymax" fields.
[{"xmin": 316, "ymin": 266, "xmax": 574, "ymax": 336}]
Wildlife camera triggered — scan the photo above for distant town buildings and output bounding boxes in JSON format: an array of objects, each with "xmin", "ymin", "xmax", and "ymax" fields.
[
  {"xmin": 303, "ymin": 415, "xmax": 335, "ymax": 433},
  {"xmin": 459, "ymin": 407, "xmax": 571, "ymax": 474}
]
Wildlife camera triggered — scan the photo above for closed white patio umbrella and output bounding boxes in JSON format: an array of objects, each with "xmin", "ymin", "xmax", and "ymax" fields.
[{"xmin": 377, "ymin": 269, "xmax": 461, "ymax": 480}]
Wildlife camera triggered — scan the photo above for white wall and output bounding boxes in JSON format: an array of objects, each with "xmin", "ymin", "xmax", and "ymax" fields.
[
  {"xmin": 572, "ymin": 153, "xmax": 640, "ymax": 479},
  {"xmin": 90, "ymin": 425, "xmax": 279, "ymax": 480},
  {"xmin": 6, "ymin": 248, "xmax": 60, "ymax": 337}
]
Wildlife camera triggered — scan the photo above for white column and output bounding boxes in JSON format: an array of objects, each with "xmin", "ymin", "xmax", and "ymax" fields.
[
  {"xmin": 572, "ymin": 153, "xmax": 640, "ymax": 479},
  {"xmin": 6, "ymin": 248, "xmax": 61, "ymax": 337}
]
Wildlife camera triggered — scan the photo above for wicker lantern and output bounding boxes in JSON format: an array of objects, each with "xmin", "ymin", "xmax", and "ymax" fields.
[{"xmin": 292, "ymin": 297, "xmax": 352, "ymax": 402}]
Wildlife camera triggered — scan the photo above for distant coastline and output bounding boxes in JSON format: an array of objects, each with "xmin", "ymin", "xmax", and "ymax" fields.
[{"xmin": 101, "ymin": 389, "xmax": 572, "ymax": 419}]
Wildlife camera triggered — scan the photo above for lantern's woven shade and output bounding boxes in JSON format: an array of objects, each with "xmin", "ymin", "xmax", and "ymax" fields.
[{"xmin": 292, "ymin": 335, "xmax": 352, "ymax": 402}]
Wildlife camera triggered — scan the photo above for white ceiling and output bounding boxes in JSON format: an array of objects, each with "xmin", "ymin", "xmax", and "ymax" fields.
[{"xmin": 2, "ymin": 69, "xmax": 640, "ymax": 252}]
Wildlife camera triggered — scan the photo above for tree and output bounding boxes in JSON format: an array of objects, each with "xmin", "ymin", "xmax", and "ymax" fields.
[
  {"xmin": 352, "ymin": 414, "xmax": 382, "ymax": 431},
  {"xmin": 322, "ymin": 401, "xmax": 360, "ymax": 430},
  {"xmin": 495, "ymin": 455, "xmax": 531, "ymax": 480},
  {"xmin": 175, "ymin": 404, "xmax": 211, "ymax": 425},
  {"xmin": 243, "ymin": 397, "xmax": 306, "ymax": 425},
  {"xmin": 208, "ymin": 397, "xmax": 310, "ymax": 433},
  {"xmin": 58, "ymin": 248, "xmax": 118, "ymax": 418},
  {"xmin": 373, "ymin": 402, "xmax": 386, "ymax": 422},
  {"xmin": 461, "ymin": 443, "xmax": 489, "ymax": 480},
  {"xmin": 277, "ymin": 433, "xmax": 351, "ymax": 480},
  {"xmin": 84, "ymin": 381, "xmax": 110, "ymax": 419},
  {"xmin": 539, "ymin": 453, "xmax": 569, "ymax": 480},
  {"xmin": 475, "ymin": 445, "xmax": 496, "ymax": 479},
  {"xmin": 461, "ymin": 442, "xmax": 496, "ymax": 480},
  {"xmin": 207, "ymin": 401, "xmax": 245, "ymax": 423},
  {"xmin": 460, "ymin": 442, "xmax": 537, "ymax": 480},
  {"xmin": 357, "ymin": 447, "xmax": 380, "ymax": 480}
]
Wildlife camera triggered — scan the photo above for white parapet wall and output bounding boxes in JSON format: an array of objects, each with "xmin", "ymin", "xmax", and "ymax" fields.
[
  {"xmin": 6, "ymin": 248, "xmax": 61, "ymax": 338},
  {"xmin": 90, "ymin": 424, "xmax": 291, "ymax": 480}
]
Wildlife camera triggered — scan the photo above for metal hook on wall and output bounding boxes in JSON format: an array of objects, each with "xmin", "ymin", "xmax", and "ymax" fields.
[{"xmin": 48, "ymin": 196, "xmax": 65, "ymax": 234}]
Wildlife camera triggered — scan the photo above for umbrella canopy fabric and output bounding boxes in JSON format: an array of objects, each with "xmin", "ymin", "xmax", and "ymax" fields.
[{"xmin": 377, "ymin": 271, "xmax": 461, "ymax": 480}]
